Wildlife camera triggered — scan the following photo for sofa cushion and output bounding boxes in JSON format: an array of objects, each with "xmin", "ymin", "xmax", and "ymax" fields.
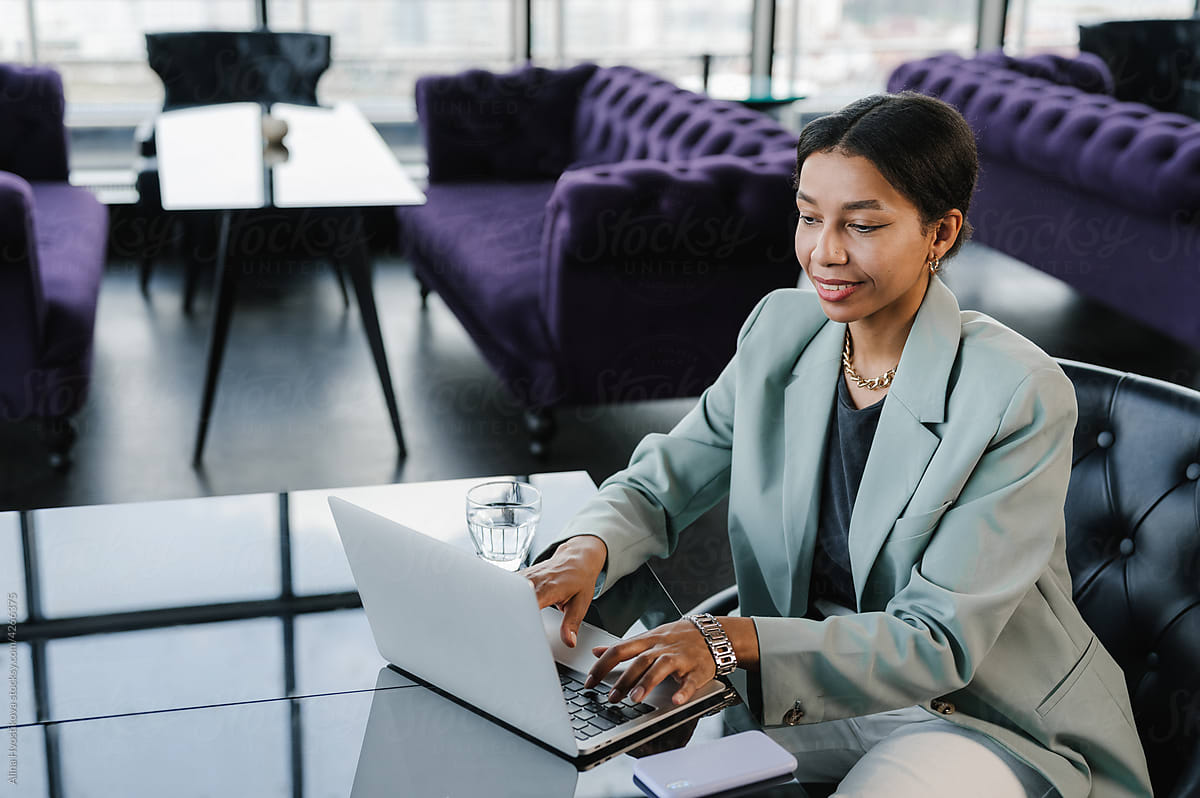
[
  {"xmin": 572, "ymin": 66, "xmax": 795, "ymax": 165},
  {"xmin": 416, "ymin": 63, "xmax": 598, "ymax": 182},
  {"xmin": 29, "ymin": 183, "xmax": 108, "ymax": 412},
  {"xmin": 397, "ymin": 181, "xmax": 562, "ymax": 405}
]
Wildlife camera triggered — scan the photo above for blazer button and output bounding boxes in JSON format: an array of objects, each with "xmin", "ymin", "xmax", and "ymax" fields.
[
  {"xmin": 931, "ymin": 698, "xmax": 955, "ymax": 715},
  {"xmin": 783, "ymin": 700, "xmax": 805, "ymax": 725}
]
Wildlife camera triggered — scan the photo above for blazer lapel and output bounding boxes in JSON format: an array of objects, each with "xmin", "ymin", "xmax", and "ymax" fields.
[
  {"xmin": 848, "ymin": 275, "xmax": 963, "ymax": 609},
  {"xmin": 778, "ymin": 317, "xmax": 844, "ymax": 615}
]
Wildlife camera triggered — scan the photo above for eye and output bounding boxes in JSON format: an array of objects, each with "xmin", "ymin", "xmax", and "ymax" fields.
[
  {"xmin": 798, "ymin": 214, "xmax": 819, "ymax": 226},
  {"xmin": 849, "ymin": 224, "xmax": 883, "ymax": 234}
]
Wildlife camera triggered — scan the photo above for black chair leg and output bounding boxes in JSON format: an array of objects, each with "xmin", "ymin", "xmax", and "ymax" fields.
[
  {"xmin": 139, "ymin": 255, "xmax": 154, "ymax": 298},
  {"xmin": 417, "ymin": 275, "xmax": 431, "ymax": 309},
  {"xmin": 524, "ymin": 408, "xmax": 556, "ymax": 459},
  {"xmin": 41, "ymin": 417, "xmax": 78, "ymax": 471},
  {"xmin": 332, "ymin": 261, "xmax": 351, "ymax": 309}
]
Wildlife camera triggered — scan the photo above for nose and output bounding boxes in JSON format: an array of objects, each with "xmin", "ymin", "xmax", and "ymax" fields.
[{"xmin": 807, "ymin": 226, "xmax": 847, "ymax": 268}]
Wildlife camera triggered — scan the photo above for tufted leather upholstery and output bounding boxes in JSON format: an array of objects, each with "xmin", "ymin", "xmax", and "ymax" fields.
[
  {"xmin": 398, "ymin": 64, "xmax": 801, "ymax": 414},
  {"xmin": 888, "ymin": 52, "xmax": 1200, "ymax": 218},
  {"xmin": 1060, "ymin": 359, "xmax": 1200, "ymax": 798},
  {"xmin": 689, "ymin": 358, "xmax": 1200, "ymax": 797}
]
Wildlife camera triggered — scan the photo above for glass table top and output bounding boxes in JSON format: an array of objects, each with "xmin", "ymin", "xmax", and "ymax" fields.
[
  {"xmin": 7, "ymin": 472, "xmax": 671, "ymax": 723},
  {"xmin": 154, "ymin": 101, "xmax": 426, "ymax": 211},
  {"xmin": 6, "ymin": 472, "xmax": 808, "ymax": 797}
]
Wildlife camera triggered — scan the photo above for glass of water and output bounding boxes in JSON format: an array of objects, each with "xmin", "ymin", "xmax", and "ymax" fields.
[{"xmin": 465, "ymin": 480, "xmax": 541, "ymax": 571}]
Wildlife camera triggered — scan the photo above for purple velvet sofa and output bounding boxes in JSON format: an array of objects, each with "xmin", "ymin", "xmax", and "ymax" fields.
[
  {"xmin": 0, "ymin": 64, "xmax": 108, "ymax": 465},
  {"xmin": 396, "ymin": 63, "xmax": 801, "ymax": 454},
  {"xmin": 889, "ymin": 50, "xmax": 1200, "ymax": 353}
]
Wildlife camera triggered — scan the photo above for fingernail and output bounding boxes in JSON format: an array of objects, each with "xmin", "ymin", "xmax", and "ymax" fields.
[
  {"xmin": 583, "ymin": 675, "xmax": 595, "ymax": 688},
  {"xmin": 607, "ymin": 689, "xmax": 618, "ymax": 702},
  {"xmin": 673, "ymin": 693, "xmax": 686, "ymax": 705},
  {"xmin": 630, "ymin": 687, "xmax": 644, "ymax": 702},
  {"xmin": 567, "ymin": 630, "xmax": 577, "ymax": 647}
]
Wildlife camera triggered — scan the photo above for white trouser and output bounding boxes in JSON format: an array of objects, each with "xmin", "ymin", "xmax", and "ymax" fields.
[{"xmin": 723, "ymin": 701, "xmax": 1058, "ymax": 798}]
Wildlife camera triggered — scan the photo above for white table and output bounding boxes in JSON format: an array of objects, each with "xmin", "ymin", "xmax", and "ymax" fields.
[{"xmin": 155, "ymin": 101, "xmax": 426, "ymax": 463}]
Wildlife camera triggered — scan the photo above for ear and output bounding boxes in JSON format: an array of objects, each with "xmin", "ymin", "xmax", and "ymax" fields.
[{"xmin": 929, "ymin": 209, "xmax": 964, "ymax": 260}]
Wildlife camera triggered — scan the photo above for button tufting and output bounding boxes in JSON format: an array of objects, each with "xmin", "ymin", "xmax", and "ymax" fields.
[
  {"xmin": 1119, "ymin": 538, "xmax": 1134, "ymax": 556},
  {"xmin": 1146, "ymin": 652, "xmax": 1159, "ymax": 670},
  {"xmin": 1097, "ymin": 431, "xmax": 1114, "ymax": 448},
  {"xmin": 1187, "ymin": 463, "xmax": 1200, "ymax": 480}
]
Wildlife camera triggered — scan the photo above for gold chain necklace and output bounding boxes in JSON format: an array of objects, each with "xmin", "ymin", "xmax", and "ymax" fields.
[{"xmin": 842, "ymin": 327, "xmax": 896, "ymax": 391}]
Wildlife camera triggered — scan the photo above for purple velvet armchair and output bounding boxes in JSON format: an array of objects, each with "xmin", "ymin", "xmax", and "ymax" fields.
[
  {"xmin": 396, "ymin": 63, "xmax": 801, "ymax": 454},
  {"xmin": 0, "ymin": 64, "xmax": 108, "ymax": 466},
  {"xmin": 889, "ymin": 50, "xmax": 1200, "ymax": 353}
]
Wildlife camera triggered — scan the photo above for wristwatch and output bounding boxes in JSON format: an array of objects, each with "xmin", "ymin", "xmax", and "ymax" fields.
[{"xmin": 686, "ymin": 612, "xmax": 738, "ymax": 676}]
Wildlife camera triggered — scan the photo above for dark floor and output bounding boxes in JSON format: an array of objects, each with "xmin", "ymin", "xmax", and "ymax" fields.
[{"xmin": 3, "ymin": 242, "xmax": 1199, "ymax": 611}]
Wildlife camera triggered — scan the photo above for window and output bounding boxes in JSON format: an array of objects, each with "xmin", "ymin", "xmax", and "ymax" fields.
[
  {"xmin": 0, "ymin": 1, "xmax": 30, "ymax": 61},
  {"xmin": 773, "ymin": 0, "xmax": 979, "ymax": 101},
  {"xmin": 29, "ymin": 0, "xmax": 255, "ymax": 122},
  {"xmin": 533, "ymin": 0, "xmax": 754, "ymax": 95},
  {"xmin": 275, "ymin": 0, "xmax": 516, "ymax": 120},
  {"xmin": 1005, "ymin": 0, "xmax": 1196, "ymax": 54}
]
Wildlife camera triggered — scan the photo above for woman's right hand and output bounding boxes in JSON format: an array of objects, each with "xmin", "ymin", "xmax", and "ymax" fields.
[{"xmin": 523, "ymin": 534, "xmax": 608, "ymax": 648}]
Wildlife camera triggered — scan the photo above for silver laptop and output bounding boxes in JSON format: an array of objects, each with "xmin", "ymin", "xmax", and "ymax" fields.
[{"xmin": 329, "ymin": 496, "xmax": 735, "ymax": 769}]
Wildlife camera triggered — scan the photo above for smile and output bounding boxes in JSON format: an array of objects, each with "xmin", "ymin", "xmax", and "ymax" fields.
[{"xmin": 813, "ymin": 280, "xmax": 864, "ymax": 301}]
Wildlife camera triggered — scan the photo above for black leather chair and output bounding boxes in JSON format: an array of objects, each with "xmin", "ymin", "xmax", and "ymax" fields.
[
  {"xmin": 134, "ymin": 31, "xmax": 342, "ymax": 309},
  {"xmin": 688, "ymin": 358, "xmax": 1200, "ymax": 797},
  {"xmin": 1078, "ymin": 19, "xmax": 1200, "ymax": 118}
]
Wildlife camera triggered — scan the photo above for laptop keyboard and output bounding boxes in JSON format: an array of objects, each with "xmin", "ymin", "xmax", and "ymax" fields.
[{"xmin": 558, "ymin": 666, "xmax": 656, "ymax": 740}]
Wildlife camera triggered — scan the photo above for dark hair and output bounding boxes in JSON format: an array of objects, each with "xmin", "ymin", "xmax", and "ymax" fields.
[{"xmin": 793, "ymin": 91, "xmax": 978, "ymax": 260}]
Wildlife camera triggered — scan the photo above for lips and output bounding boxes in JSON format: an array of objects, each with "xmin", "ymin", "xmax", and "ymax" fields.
[{"xmin": 813, "ymin": 278, "xmax": 863, "ymax": 301}]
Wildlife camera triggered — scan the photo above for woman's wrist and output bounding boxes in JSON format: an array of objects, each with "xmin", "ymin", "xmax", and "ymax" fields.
[{"xmin": 714, "ymin": 616, "xmax": 760, "ymax": 671}]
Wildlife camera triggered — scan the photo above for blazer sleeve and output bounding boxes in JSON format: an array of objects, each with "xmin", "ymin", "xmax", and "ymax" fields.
[
  {"xmin": 530, "ymin": 293, "xmax": 773, "ymax": 594},
  {"xmin": 751, "ymin": 364, "xmax": 1079, "ymax": 726}
]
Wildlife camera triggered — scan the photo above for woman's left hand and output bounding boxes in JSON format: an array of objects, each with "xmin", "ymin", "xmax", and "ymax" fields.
[{"xmin": 585, "ymin": 619, "xmax": 716, "ymax": 707}]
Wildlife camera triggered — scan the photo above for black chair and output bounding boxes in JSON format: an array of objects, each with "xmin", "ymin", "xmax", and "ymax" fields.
[
  {"xmin": 134, "ymin": 30, "xmax": 346, "ymax": 309},
  {"xmin": 688, "ymin": 359, "xmax": 1200, "ymax": 798},
  {"xmin": 1078, "ymin": 19, "xmax": 1200, "ymax": 118}
]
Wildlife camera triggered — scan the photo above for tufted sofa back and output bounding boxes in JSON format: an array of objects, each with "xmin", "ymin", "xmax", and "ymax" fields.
[
  {"xmin": 888, "ymin": 53, "xmax": 1200, "ymax": 218},
  {"xmin": 572, "ymin": 65, "xmax": 797, "ymax": 166},
  {"xmin": 1060, "ymin": 359, "xmax": 1200, "ymax": 798}
]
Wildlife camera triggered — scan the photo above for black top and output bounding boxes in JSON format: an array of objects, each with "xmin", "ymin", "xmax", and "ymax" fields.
[{"xmin": 806, "ymin": 371, "xmax": 885, "ymax": 619}]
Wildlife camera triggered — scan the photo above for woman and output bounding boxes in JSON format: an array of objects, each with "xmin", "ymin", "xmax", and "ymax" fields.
[{"xmin": 524, "ymin": 92, "xmax": 1152, "ymax": 797}]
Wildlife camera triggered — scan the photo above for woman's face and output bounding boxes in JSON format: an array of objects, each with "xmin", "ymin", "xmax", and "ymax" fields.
[{"xmin": 794, "ymin": 150, "xmax": 943, "ymax": 327}]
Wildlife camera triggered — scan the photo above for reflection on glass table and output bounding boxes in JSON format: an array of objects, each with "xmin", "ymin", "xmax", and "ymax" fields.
[
  {"xmin": 13, "ymin": 667, "xmax": 803, "ymax": 798},
  {"xmin": 10, "ymin": 472, "xmax": 701, "ymax": 730}
]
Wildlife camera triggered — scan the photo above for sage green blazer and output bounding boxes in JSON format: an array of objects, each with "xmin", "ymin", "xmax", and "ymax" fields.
[{"xmin": 550, "ymin": 275, "xmax": 1153, "ymax": 798}]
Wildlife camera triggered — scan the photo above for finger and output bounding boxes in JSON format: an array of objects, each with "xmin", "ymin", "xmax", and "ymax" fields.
[
  {"xmin": 671, "ymin": 670, "xmax": 710, "ymax": 706},
  {"xmin": 530, "ymin": 575, "xmax": 575, "ymax": 613},
  {"xmin": 560, "ymin": 592, "xmax": 590, "ymax": 648},
  {"xmin": 622, "ymin": 655, "xmax": 679, "ymax": 704},
  {"xmin": 608, "ymin": 651, "xmax": 658, "ymax": 701},
  {"xmin": 586, "ymin": 637, "xmax": 652, "ymax": 688}
]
